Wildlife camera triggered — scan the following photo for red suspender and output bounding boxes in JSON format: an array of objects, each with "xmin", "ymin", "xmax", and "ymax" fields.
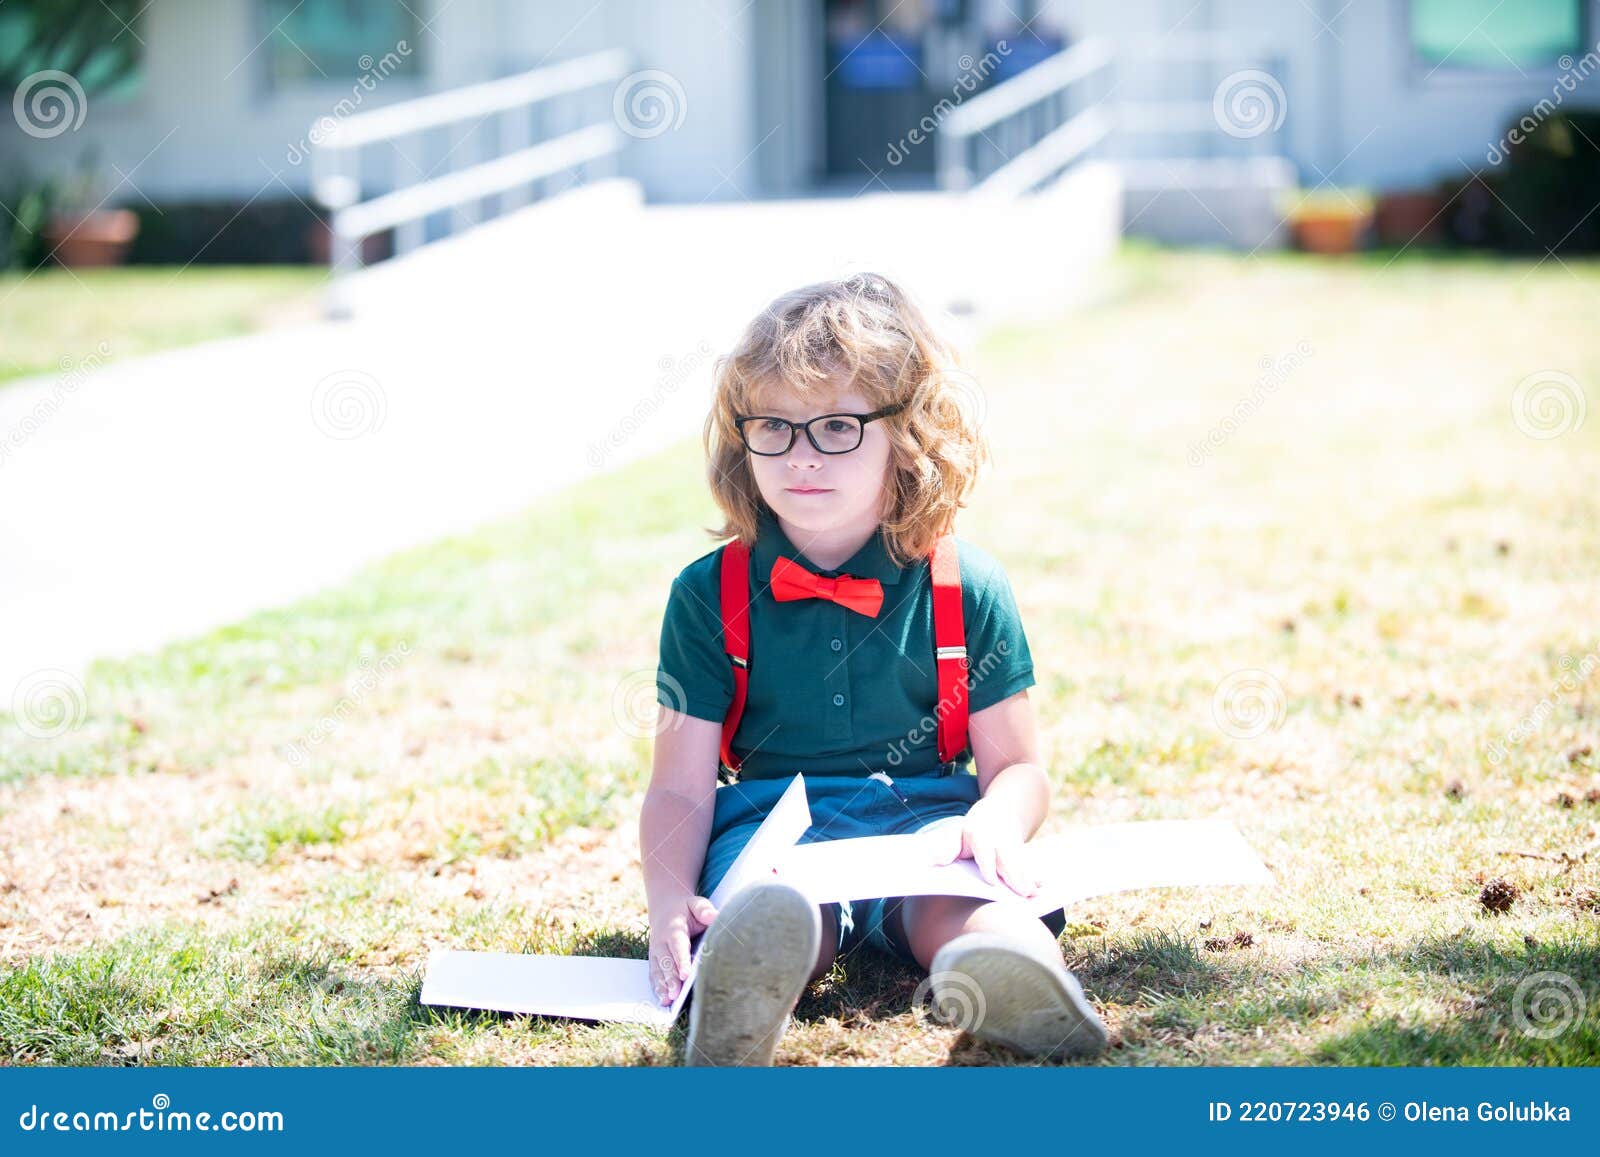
[
  {"xmin": 717, "ymin": 539, "xmax": 751, "ymax": 779},
  {"xmin": 929, "ymin": 534, "xmax": 969, "ymax": 764},
  {"xmin": 715, "ymin": 533, "xmax": 968, "ymax": 778}
]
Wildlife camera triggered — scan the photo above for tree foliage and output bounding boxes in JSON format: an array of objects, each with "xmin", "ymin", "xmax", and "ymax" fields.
[{"xmin": 0, "ymin": 0, "xmax": 146, "ymax": 95}]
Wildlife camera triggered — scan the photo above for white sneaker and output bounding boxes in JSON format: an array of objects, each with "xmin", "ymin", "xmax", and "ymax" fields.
[
  {"xmin": 929, "ymin": 931, "xmax": 1109, "ymax": 1060},
  {"xmin": 684, "ymin": 882, "xmax": 820, "ymax": 1066}
]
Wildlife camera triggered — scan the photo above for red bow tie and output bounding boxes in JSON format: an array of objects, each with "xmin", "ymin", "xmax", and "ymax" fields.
[{"xmin": 770, "ymin": 555, "xmax": 884, "ymax": 617}]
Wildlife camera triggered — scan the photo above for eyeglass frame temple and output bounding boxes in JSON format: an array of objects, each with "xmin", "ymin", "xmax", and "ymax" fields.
[{"xmin": 733, "ymin": 400, "xmax": 907, "ymax": 455}]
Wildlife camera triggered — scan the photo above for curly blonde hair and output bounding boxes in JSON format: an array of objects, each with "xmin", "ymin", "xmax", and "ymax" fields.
[{"xmin": 702, "ymin": 272, "xmax": 990, "ymax": 568}]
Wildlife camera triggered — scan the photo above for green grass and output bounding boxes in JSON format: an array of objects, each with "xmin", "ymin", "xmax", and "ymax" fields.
[
  {"xmin": 0, "ymin": 265, "xmax": 327, "ymax": 385},
  {"xmin": 1, "ymin": 243, "xmax": 1597, "ymax": 1066}
]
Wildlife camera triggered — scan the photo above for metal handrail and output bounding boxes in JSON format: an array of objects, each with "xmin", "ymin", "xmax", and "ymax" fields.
[
  {"xmin": 937, "ymin": 36, "xmax": 1114, "ymax": 194},
  {"xmin": 310, "ymin": 48, "xmax": 632, "ymax": 305},
  {"xmin": 319, "ymin": 49, "xmax": 630, "ymax": 149}
]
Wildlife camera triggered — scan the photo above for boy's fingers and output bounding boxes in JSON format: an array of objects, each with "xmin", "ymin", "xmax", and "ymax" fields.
[
  {"xmin": 996, "ymin": 848, "xmax": 1039, "ymax": 896},
  {"xmin": 651, "ymin": 952, "xmax": 672, "ymax": 1004}
]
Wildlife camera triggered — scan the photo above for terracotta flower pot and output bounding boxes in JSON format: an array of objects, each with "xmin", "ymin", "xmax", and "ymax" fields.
[
  {"xmin": 1375, "ymin": 189, "xmax": 1445, "ymax": 246},
  {"xmin": 1291, "ymin": 209, "xmax": 1373, "ymax": 254},
  {"xmin": 44, "ymin": 209, "xmax": 140, "ymax": 267}
]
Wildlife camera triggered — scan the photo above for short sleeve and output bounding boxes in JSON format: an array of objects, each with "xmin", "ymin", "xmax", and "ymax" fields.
[
  {"xmin": 964, "ymin": 561, "xmax": 1037, "ymax": 714},
  {"xmin": 656, "ymin": 573, "xmax": 735, "ymax": 723}
]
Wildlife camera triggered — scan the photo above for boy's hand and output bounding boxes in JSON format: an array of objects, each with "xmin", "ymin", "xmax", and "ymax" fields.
[
  {"xmin": 647, "ymin": 895, "xmax": 718, "ymax": 1006},
  {"xmin": 932, "ymin": 803, "xmax": 1044, "ymax": 898}
]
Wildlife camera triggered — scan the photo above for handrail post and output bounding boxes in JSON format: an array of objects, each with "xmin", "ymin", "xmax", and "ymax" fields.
[
  {"xmin": 312, "ymin": 149, "xmax": 362, "ymax": 318},
  {"xmin": 937, "ymin": 130, "xmax": 970, "ymax": 192}
]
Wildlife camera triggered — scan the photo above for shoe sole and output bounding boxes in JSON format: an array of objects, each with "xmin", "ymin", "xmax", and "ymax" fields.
[
  {"xmin": 929, "ymin": 932, "xmax": 1109, "ymax": 1060},
  {"xmin": 684, "ymin": 882, "xmax": 820, "ymax": 1066}
]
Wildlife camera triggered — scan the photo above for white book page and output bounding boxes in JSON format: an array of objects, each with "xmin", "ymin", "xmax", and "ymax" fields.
[
  {"xmin": 421, "ymin": 780, "xmax": 1275, "ymax": 1022},
  {"xmin": 419, "ymin": 950, "xmax": 673, "ymax": 1026},
  {"xmin": 420, "ymin": 774, "xmax": 814, "ymax": 1025},
  {"xmin": 774, "ymin": 815, "xmax": 1274, "ymax": 917}
]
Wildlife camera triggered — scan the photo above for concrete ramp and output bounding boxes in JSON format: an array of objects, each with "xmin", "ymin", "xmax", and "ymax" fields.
[{"xmin": 0, "ymin": 173, "xmax": 1121, "ymax": 694}]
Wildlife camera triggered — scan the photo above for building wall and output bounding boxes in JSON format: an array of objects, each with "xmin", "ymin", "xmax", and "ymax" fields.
[
  {"xmin": 5, "ymin": 0, "xmax": 1595, "ymax": 208},
  {"xmin": 1041, "ymin": 0, "xmax": 1600, "ymax": 190},
  {"xmin": 2, "ymin": 0, "xmax": 462, "ymax": 200},
  {"xmin": 595, "ymin": 0, "xmax": 758, "ymax": 202},
  {"xmin": 0, "ymin": 0, "xmax": 761, "ymax": 206},
  {"xmin": 1296, "ymin": 0, "xmax": 1600, "ymax": 188}
]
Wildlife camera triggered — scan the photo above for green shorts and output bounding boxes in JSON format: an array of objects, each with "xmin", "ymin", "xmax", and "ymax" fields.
[{"xmin": 695, "ymin": 769, "xmax": 1068, "ymax": 964}]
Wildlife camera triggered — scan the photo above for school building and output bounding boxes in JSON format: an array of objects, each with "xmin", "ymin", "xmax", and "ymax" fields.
[{"xmin": 3, "ymin": 0, "xmax": 1596, "ymax": 249}]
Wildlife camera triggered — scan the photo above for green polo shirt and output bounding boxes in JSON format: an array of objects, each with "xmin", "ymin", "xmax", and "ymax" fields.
[{"xmin": 655, "ymin": 505, "xmax": 1036, "ymax": 780}]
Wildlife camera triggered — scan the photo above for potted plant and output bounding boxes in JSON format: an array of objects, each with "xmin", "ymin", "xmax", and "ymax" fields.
[
  {"xmin": 2, "ymin": 2, "xmax": 148, "ymax": 267},
  {"xmin": 1279, "ymin": 187, "xmax": 1375, "ymax": 254},
  {"xmin": 41, "ymin": 153, "xmax": 140, "ymax": 267},
  {"xmin": 1375, "ymin": 186, "xmax": 1445, "ymax": 246}
]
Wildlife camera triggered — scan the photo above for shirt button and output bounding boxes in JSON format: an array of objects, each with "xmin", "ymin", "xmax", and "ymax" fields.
[
  {"xmin": 832, "ymin": 693, "xmax": 845, "ymax": 707},
  {"xmin": 830, "ymin": 638, "xmax": 842, "ymax": 651}
]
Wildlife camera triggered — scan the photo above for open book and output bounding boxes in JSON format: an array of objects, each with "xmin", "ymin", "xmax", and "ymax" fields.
[{"xmin": 420, "ymin": 773, "xmax": 1275, "ymax": 1025}]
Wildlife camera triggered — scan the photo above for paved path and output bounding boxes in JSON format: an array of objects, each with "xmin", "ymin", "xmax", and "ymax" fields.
[{"xmin": 0, "ymin": 174, "xmax": 1118, "ymax": 696}]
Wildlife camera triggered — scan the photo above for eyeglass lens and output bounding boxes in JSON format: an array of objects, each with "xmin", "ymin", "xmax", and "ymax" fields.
[{"xmin": 744, "ymin": 415, "xmax": 864, "ymax": 455}]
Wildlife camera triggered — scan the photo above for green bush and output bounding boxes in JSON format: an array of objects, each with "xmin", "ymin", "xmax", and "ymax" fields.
[
  {"xmin": 1493, "ymin": 108, "xmax": 1600, "ymax": 254},
  {"xmin": 0, "ymin": 175, "xmax": 55, "ymax": 272}
]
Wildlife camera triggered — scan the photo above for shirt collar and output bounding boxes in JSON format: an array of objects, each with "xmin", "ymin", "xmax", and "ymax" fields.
[{"xmin": 752, "ymin": 504, "xmax": 906, "ymax": 586}]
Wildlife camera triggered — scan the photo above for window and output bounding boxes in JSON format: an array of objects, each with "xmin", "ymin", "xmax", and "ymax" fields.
[
  {"xmin": 1409, "ymin": 0, "xmax": 1583, "ymax": 71},
  {"xmin": 259, "ymin": 0, "xmax": 422, "ymax": 88}
]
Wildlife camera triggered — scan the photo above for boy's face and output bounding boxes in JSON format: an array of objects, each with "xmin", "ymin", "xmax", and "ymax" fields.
[{"xmin": 744, "ymin": 383, "xmax": 894, "ymax": 539}]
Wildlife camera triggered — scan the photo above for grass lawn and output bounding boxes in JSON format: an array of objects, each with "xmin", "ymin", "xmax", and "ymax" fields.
[
  {"xmin": 1, "ymin": 243, "xmax": 1597, "ymax": 1066},
  {"xmin": 0, "ymin": 266, "xmax": 328, "ymax": 386}
]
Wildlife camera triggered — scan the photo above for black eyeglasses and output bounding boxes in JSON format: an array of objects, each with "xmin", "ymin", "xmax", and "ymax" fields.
[{"xmin": 734, "ymin": 401, "xmax": 906, "ymax": 456}]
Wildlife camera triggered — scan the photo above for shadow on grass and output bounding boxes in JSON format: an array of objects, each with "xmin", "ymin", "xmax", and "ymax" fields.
[
  {"xmin": 1311, "ymin": 928, "xmax": 1600, "ymax": 1065},
  {"xmin": 397, "ymin": 920, "xmax": 1239, "ymax": 1066},
  {"xmin": 8, "ymin": 910, "xmax": 1593, "ymax": 1066}
]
